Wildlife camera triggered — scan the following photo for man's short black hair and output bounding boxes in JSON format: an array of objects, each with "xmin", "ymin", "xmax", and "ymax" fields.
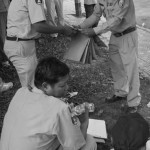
[{"xmin": 34, "ymin": 57, "xmax": 70, "ymax": 88}]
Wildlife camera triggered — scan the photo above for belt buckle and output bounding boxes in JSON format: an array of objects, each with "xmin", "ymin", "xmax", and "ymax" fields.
[{"xmin": 114, "ymin": 32, "xmax": 123, "ymax": 37}]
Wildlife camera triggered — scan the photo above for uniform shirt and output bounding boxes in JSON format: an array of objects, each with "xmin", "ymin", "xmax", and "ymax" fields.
[
  {"xmin": 0, "ymin": 87, "xmax": 86, "ymax": 150},
  {"xmin": 7, "ymin": 0, "xmax": 46, "ymax": 39},
  {"xmin": 84, "ymin": 0, "xmax": 97, "ymax": 5},
  {"xmin": 0, "ymin": 0, "xmax": 10, "ymax": 12},
  {"xmin": 80, "ymin": 0, "xmax": 136, "ymax": 34}
]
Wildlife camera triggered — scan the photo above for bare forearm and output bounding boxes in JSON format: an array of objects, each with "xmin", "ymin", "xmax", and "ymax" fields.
[
  {"xmin": 80, "ymin": 120, "xmax": 89, "ymax": 139},
  {"xmin": 80, "ymin": 15, "xmax": 99, "ymax": 29},
  {"xmin": 93, "ymin": 17, "xmax": 121, "ymax": 35},
  {"xmin": 32, "ymin": 21, "xmax": 63, "ymax": 34}
]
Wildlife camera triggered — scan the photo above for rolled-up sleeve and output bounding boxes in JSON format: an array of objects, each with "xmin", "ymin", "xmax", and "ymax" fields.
[
  {"xmin": 80, "ymin": 3, "xmax": 102, "ymax": 29},
  {"xmin": 53, "ymin": 107, "xmax": 86, "ymax": 150},
  {"xmin": 28, "ymin": 0, "xmax": 46, "ymax": 24},
  {"xmin": 93, "ymin": 0, "xmax": 129, "ymax": 35}
]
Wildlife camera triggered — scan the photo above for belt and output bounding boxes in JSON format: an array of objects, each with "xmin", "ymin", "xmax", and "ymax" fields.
[
  {"xmin": 6, "ymin": 36, "xmax": 34, "ymax": 41},
  {"xmin": 113, "ymin": 26, "xmax": 136, "ymax": 37}
]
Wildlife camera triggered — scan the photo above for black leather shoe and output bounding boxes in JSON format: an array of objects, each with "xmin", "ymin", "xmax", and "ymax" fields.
[{"xmin": 105, "ymin": 95, "xmax": 127, "ymax": 103}]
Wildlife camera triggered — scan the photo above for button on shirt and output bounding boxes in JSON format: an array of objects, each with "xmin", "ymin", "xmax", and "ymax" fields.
[
  {"xmin": 7, "ymin": 0, "xmax": 46, "ymax": 39},
  {"xmin": 80, "ymin": 0, "xmax": 136, "ymax": 34},
  {"xmin": 0, "ymin": 0, "xmax": 10, "ymax": 12},
  {"xmin": 0, "ymin": 88, "xmax": 86, "ymax": 150}
]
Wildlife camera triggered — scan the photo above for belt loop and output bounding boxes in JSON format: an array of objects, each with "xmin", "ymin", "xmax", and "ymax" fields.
[{"xmin": 16, "ymin": 37, "xmax": 19, "ymax": 42}]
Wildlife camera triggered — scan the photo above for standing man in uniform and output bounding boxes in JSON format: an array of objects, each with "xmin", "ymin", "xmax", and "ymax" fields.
[
  {"xmin": 4, "ymin": 0, "xmax": 75, "ymax": 87},
  {"xmin": 77, "ymin": 0, "xmax": 141, "ymax": 113}
]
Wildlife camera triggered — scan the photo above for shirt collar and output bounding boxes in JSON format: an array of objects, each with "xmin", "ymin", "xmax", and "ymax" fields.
[{"xmin": 32, "ymin": 87, "xmax": 44, "ymax": 94}]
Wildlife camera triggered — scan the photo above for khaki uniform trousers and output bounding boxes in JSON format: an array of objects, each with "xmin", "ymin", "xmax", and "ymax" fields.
[
  {"xmin": 57, "ymin": 134, "xmax": 97, "ymax": 150},
  {"xmin": 109, "ymin": 31, "xmax": 141, "ymax": 107},
  {"xmin": 4, "ymin": 40, "xmax": 37, "ymax": 87}
]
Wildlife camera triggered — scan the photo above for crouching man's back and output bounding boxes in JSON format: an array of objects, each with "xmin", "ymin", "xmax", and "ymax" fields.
[{"xmin": 0, "ymin": 57, "xmax": 97, "ymax": 150}]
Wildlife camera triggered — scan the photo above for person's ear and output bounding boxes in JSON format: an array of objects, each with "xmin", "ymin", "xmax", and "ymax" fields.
[{"xmin": 42, "ymin": 82, "xmax": 52, "ymax": 94}]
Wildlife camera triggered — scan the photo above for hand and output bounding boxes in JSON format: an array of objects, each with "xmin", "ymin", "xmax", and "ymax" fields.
[
  {"xmin": 61, "ymin": 25, "xmax": 77, "ymax": 36},
  {"xmin": 80, "ymin": 28, "xmax": 96, "ymax": 37},
  {"xmin": 77, "ymin": 103, "xmax": 89, "ymax": 125},
  {"xmin": 71, "ymin": 25, "xmax": 82, "ymax": 31}
]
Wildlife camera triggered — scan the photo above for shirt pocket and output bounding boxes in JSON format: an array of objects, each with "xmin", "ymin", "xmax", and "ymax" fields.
[{"xmin": 127, "ymin": 32, "xmax": 137, "ymax": 50}]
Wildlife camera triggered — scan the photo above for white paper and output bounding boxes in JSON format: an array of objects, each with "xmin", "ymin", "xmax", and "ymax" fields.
[
  {"xmin": 87, "ymin": 119, "xmax": 107, "ymax": 139},
  {"xmin": 69, "ymin": 92, "xmax": 78, "ymax": 97}
]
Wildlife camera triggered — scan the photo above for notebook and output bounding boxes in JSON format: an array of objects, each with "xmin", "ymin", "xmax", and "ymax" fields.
[{"xmin": 87, "ymin": 119, "xmax": 107, "ymax": 142}]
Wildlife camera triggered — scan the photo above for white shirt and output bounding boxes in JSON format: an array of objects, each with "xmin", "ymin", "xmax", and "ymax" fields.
[
  {"xmin": 81, "ymin": 0, "xmax": 136, "ymax": 34},
  {"xmin": 0, "ymin": 87, "xmax": 86, "ymax": 150},
  {"xmin": 7, "ymin": 0, "xmax": 46, "ymax": 39}
]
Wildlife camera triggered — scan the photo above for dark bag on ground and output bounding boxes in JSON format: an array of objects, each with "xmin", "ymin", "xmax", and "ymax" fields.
[{"xmin": 111, "ymin": 113, "xmax": 150, "ymax": 150}]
